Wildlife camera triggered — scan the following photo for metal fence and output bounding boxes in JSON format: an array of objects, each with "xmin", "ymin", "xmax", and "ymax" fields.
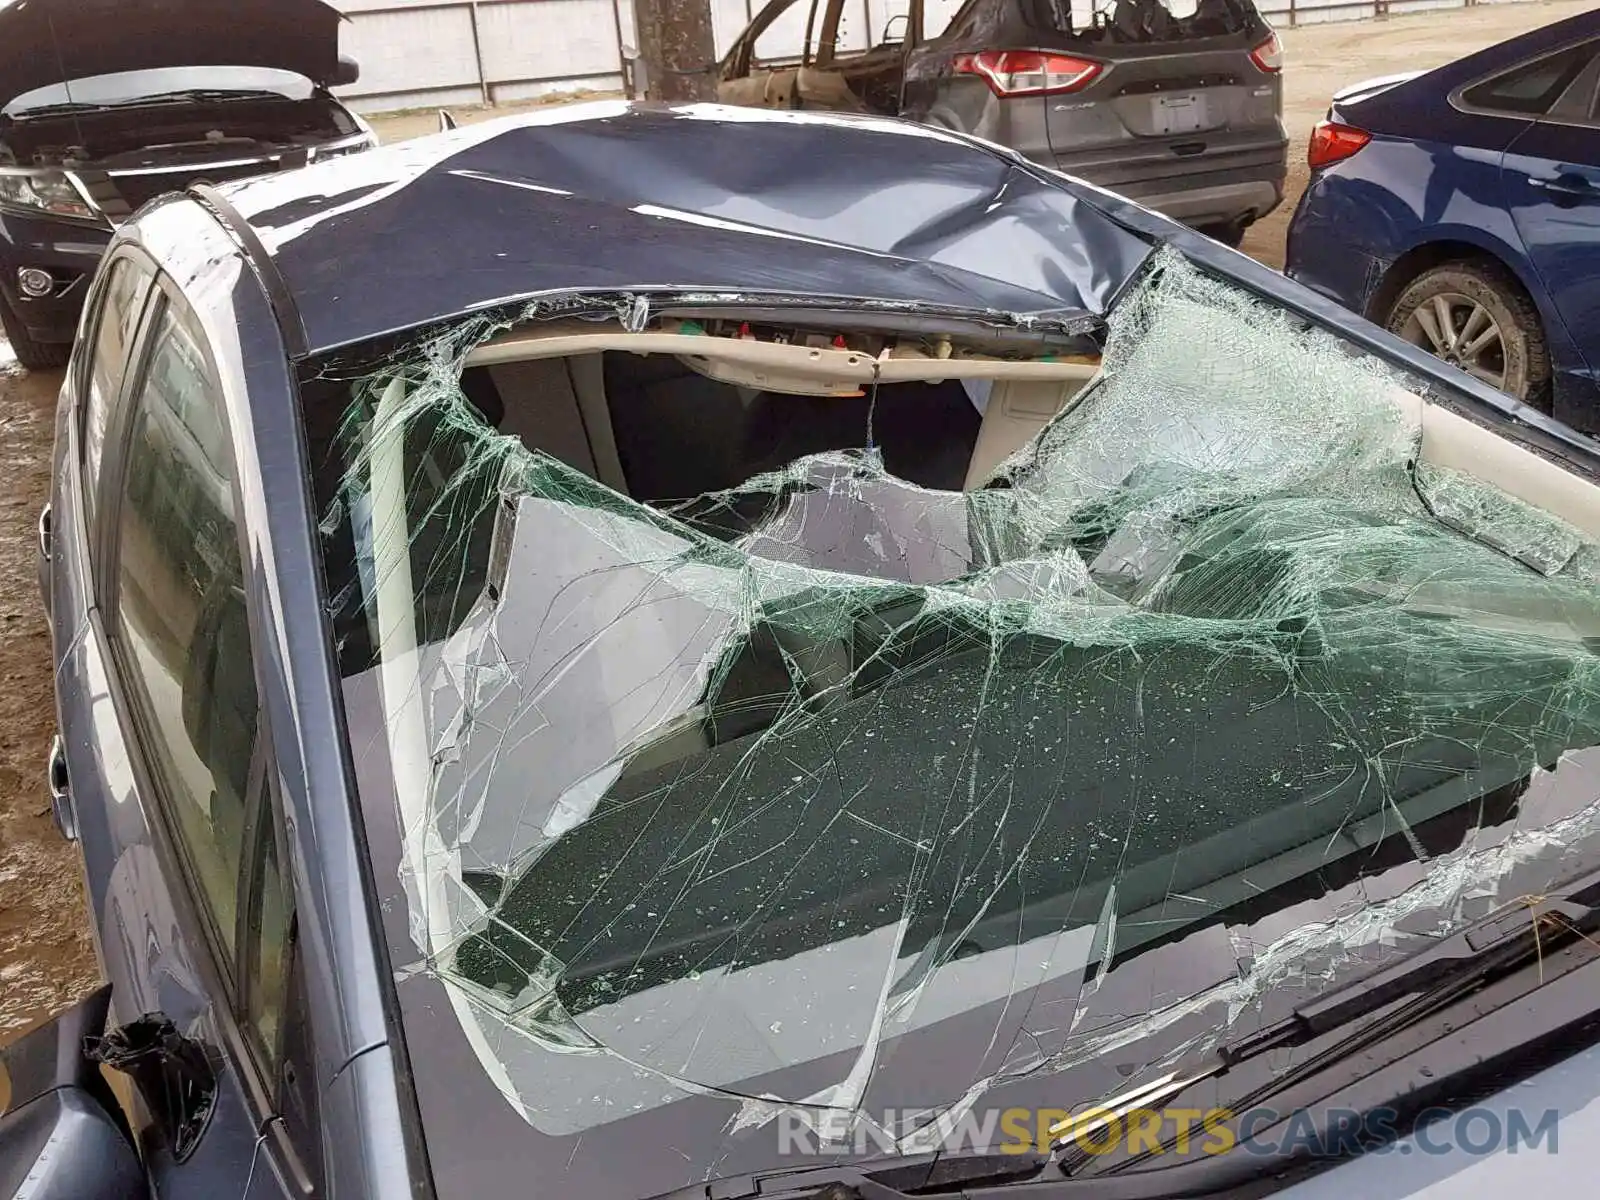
[{"xmin": 332, "ymin": 0, "xmax": 1543, "ymax": 113}]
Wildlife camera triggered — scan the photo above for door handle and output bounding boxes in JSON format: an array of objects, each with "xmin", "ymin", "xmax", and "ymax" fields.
[
  {"xmin": 1527, "ymin": 172, "xmax": 1599, "ymax": 199},
  {"xmin": 37, "ymin": 503, "xmax": 52, "ymax": 562},
  {"xmin": 47, "ymin": 734, "xmax": 76, "ymax": 842}
]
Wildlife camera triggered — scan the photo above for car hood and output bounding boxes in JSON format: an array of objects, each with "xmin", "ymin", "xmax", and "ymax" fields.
[{"xmin": 0, "ymin": 0, "xmax": 346, "ymax": 111}]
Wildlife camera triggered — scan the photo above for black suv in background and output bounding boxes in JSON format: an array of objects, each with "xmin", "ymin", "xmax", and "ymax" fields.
[{"xmin": 0, "ymin": 0, "xmax": 375, "ymax": 369}]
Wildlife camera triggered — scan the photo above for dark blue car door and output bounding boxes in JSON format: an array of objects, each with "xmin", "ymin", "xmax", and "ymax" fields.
[
  {"xmin": 1496, "ymin": 38, "xmax": 1600, "ymax": 419},
  {"xmin": 50, "ymin": 254, "xmax": 310, "ymax": 1198}
]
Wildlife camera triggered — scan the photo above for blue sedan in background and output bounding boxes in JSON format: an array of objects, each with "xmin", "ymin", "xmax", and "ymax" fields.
[{"xmin": 1285, "ymin": 8, "xmax": 1600, "ymax": 433}]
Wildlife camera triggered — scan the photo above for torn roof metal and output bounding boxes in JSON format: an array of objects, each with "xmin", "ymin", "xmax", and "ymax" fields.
[{"xmin": 213, "ymin": 101, "xmax": 1155, "ymax": 356}]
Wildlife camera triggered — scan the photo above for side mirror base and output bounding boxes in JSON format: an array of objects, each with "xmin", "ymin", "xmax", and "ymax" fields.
[
  {"xmin": 0, "ymin": 1088, "xmax": 149, "ymax": 1200},
  {"xmin": 0, "ymin": 987, "xmax": 149, "ymax": 1199}
]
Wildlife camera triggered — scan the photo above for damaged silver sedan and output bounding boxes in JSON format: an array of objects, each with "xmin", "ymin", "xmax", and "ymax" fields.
[{"xmin": 21, "ymin": 101, "xmax": 1600, "ymax": 1200}]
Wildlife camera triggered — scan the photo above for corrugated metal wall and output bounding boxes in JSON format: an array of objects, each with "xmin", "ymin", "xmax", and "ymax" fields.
[
  {"xmin": 337, "ymin": 0, "xmax": 632, "ymax": 110},
  {"xmin": 332, "ymin": 0, "xmax": 1540, "ymax": 112}
]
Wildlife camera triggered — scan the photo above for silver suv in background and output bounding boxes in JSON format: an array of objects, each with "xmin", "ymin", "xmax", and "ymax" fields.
[{"xmin": 719, "ymin": 0, "xmax": 1288, "ymax": 246}]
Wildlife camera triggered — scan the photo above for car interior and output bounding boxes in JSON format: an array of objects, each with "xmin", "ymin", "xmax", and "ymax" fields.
[
  {"xmin": 718, "ymin": 0, "xmax": 932, "ymax": 116},
  {"xmin": 305, "ymin": 321, "xmax": 1101, "ymax": 659}
]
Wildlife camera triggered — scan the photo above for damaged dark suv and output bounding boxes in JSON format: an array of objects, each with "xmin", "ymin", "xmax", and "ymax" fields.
[{"xmin": 0, "ymin": 0, "xmax": 372, "ymax": 369}]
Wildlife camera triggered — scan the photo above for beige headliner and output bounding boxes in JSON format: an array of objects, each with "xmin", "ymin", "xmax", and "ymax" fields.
[
  {"xmin": 465, "ymin": 321, "xmax": 1103, "ymax": 386},
  {"xmin": 462, "ymin": 323, "xmax": 1599, "ymax": 541}
]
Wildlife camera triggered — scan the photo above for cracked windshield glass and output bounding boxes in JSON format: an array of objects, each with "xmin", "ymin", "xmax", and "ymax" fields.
[{"xmin": 306, "ymin": 249, "xmax": 1600, "ymax": 1193}]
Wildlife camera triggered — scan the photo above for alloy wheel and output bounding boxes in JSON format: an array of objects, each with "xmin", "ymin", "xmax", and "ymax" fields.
[{"xmin": 1396, "ymin": 291, "xmax": 1508, "ymax": 391}]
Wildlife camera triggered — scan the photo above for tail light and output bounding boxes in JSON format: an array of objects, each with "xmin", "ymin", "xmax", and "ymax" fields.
[
  {"xmin": 954, "ymin": 50, "xmax": 1102, "ymax": 97},
  {"xmin": 1307, "ymin": 120, "xmax": 1371, "ymax": 169},
  {"xmin": 1249, "ymin": 31, "xmax": 1283, "ymax": 73}
]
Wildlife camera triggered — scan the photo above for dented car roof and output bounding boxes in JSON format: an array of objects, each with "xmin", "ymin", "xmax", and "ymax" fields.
[{"xmin": 215, "ymin": 101, "xmax": 1155, "ymax": 356}]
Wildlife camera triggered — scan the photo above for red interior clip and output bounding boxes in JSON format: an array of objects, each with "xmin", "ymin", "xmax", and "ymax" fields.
[{"xmin": 832, "ymin": 334, "xmax": 848, "ymax": 348}]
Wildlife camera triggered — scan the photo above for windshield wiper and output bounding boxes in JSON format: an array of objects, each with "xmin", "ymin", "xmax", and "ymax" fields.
[
  {"xmin": 655, "ymin": 1149, "xmax": 1050, "ymax": 1200},
  {"xmin": 107, "ymin": 89, "xmax": 287, "ymax": 108},
  {"xmin": 1219, "ymin": 894, "xmax": 1594, "ymax": 1069},
  {"xmin": 665, "ymin": 890, "xmax": 1600, "ymax": 1200},
  {"xmin": 1056, "ymin": 887, "xmax": 1600, "ymax": 1176},
  {"xmin": 9, "ymin": 101, "xmax": 104, "ymax": 118},
  {"xmin": 10, "ymin": 90, "xmax": 286, "ymax": 120}
]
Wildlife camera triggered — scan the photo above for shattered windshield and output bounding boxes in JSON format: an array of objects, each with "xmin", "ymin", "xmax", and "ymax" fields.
[{"xmin": 308, "ymin": 252, "xmax": 1600, "ymax": 1198}]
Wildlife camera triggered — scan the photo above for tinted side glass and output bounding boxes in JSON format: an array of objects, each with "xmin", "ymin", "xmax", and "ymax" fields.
[
  {"xmin": 1461, "ymin": 42, "xmax": 1596, "ymax": 116},
  {"xmin": 1548, "ymin": 51, "xmax": 1600, "ymax": 124},
  {"xmin": 111, "ymin": 300, "xmax": 259, "ymax": 967},
  {"xmin": 82, "ymin": 258, "xmax": 150, "ymax": 529}
]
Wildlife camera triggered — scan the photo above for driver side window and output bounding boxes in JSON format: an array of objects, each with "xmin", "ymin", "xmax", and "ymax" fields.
[
  {"xmin": 106, "ymin": 291, "xmax": 299, "ymax": 1094},
  {"xmin": 111, "ymin": 299, "xmax": 257, "ymax": 966},
  {"xmin": 752, "ymin": 0, "xmax": 813, "ymax": 62}
]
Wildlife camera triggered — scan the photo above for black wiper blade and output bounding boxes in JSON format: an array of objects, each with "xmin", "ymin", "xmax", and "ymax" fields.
[
  {"xmin": 108, "ymin": 89, "xmax": 285, "ymax": 108},
  {"xmin": 1219, "ymin": 894, "xmax": 1595, "ymax": 1067},
  {"xmin": 10, "ymin": 101, "xmax": 104, "ymax": 117},
  {"xmin": 677, "ymin": 889, "xmax": 1600, "ymax": 1200},
  {"xmin": 1054, "ymin": 888, "xmax": 1600, "ymax": 1179},
  {"xmin": 655, "ymin": 1150, "xmax": 1050, "ymax": 1200}
]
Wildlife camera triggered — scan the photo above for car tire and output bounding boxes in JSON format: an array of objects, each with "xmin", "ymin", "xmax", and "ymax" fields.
[
  {"xmin": 1383, "ymin": 261, "xmax": 1549, "ymax": 408},
  {"xmin": 0, "ymin": 291, "xmax": 69, "ymax": 371}
]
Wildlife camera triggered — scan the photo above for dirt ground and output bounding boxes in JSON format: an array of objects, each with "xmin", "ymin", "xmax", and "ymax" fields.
[
  {"xmin": 0, "ymin": 0, "xmax": 1589, "ymax": 1045},
  {"xmin": 0, "ymin": 348, "xmax": 99, "ymax": 1043}
]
